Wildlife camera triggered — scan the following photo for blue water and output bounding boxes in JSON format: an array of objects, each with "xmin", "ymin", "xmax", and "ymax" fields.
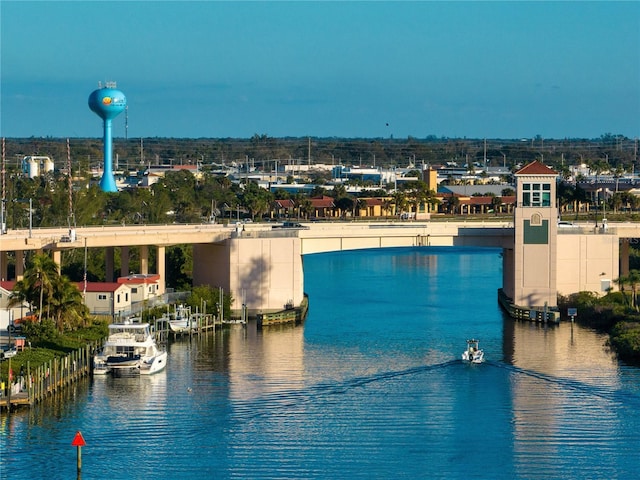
[{"xmin": 2, "ymin": 247, "xmax": 640, "ymax": 479}]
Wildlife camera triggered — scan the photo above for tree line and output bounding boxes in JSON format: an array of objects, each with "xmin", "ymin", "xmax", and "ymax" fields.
[{"xmin": 4, "ymin": 134, "xmax": 638, "ymax": 172}]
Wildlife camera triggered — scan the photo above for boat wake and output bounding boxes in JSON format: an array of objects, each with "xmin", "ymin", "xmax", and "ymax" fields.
[
  {"xmin": 230, "ymin": 360, "xmax": 459, "ymax": 421},
  {"xmin": 487, "ymin": 360, "xmax": 640, "ymax": 407}
]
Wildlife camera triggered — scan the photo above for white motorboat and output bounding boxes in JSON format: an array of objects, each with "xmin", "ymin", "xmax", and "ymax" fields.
[
  {"xmin": 461, "ymin": 339, "xmax": 484, "ymax": 364},
  {"xmin": 93, "ymin": 320, "xmax": 167, "ymax": 375},
  {"xmin": 165, "ymin": 304, "xmax": 198, "ymax": 334}
]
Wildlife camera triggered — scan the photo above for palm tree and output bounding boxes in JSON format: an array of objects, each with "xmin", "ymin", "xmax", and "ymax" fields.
[
  {"xmin": 382, "ymin": 198, "xmax": 394, "ymax": 218},
  {"xmin": 7, "ymin": 279, "xmax": 31, "ymax": 316},
  {"xmin": 626, "ymin": 270, "xmax": 640, "ymax": 311},
  {"xmin": 614, "ymin": 274, "xmax": 630, "ymax": 306},
  {"xmin": 448, "ymin": 195, "xmax": 460, "ymax": 214},
  {"xmin": 392, "ymin": 190, "xmax": 407, "ymax": 216},
  {"xmin": 491, "ymin": 196, "xmax": 503, "ymax": 215},
  {"xmin": 298, "ymin": 197, "xmax": 314, "ymax": 220},
  {"xmin": 23, "ymin": 254, "xmax": 59, "ymax": 323},
  {"xmin": 10, "ymin": 254, "xmax": 87, "ymax": 331},
  {"xmin": 50, "ymin": 277, "xmax": 87, "ymax": 330}
]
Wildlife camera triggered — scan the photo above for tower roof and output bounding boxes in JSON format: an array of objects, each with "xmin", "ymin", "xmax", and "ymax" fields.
[{"xmin": 514, "ymin": 160, "xmax": 557, "ymax": 176}]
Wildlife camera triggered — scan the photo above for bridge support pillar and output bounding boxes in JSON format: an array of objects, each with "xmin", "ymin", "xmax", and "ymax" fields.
[
  {"xmin": 120, "ymin": 246, "xmax": 129, "ymax": 277},
  {"xmin": 157, "ymin": 246, "xmax": 165, "ymax": 294},
  {"xmin": 0, "ymin": 251, "xmax": 7, "ymax": 280},
  {"xmin": 15, "ymin": 250, "xmax": 24, "ymax": 281},
  {"xmin": 105, "ymin": 247, "xmax": 114, "ymax": 282},
  {"xmin": 52, "ymin": 250, "xmax": 61, "ymax": 274},
  {"xmin": 193, "ymin": 236, "xmax": 304, "ymax": 315},
  {"xmin": 140, "ymin": 245, "xmax": 148, "ymax": 275}
]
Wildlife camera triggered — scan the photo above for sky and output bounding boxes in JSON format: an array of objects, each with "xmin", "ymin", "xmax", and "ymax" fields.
[{"xmin": 1, "ymin": 0, "xmax": 639, "ymax": 140}]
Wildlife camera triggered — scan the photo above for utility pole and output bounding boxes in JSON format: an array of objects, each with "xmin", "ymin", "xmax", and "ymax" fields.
[
  {"xmin": 1, "ymin": 137, "xmax": 5, "ymax": 234},
  {"xmin": 483, "ymin": 138, "xmax": 487, "ymax": 171},
  {"xmin": 67, "ymin": 138, "xmax": 74, "ymax": 227}
]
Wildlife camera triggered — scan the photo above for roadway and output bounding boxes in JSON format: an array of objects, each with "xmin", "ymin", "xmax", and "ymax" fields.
[{"xmin": 2, "ymin": 219, "xmax": 639, "ymax": 257}]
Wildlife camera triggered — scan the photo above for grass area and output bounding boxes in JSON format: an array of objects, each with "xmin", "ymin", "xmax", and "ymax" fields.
[{"xmin": 0, "ymin": 319, "xmax": 108, "ymax": 379}]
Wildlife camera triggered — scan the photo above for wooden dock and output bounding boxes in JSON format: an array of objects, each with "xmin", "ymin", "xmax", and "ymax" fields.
[
  {"xmin": 154, "ymin": 313, "xmax": 220, "ymax": 342},
  {"xmin": 257, "ymin": 295, "xmax": 309, "ymax": 327},
  {"xmin": 0, "ymin": 344, "xmax": 94, "ymax": 412}
]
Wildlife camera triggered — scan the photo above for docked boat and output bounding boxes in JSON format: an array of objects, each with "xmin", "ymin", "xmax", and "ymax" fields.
[
  {"xmin": 461, "ymin": 339, "xmax": 484, "ymax": 364},
  {"xmin": 93, "ymin": 321, "xmax": 167, "ymax": 375},
  {"xmin": 165, "ymin": 304, "xmax": 198, "ymax": 334}
]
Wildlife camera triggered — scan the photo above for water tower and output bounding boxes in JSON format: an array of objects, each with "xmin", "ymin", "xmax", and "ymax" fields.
[{"xmin": 88, "ymin": 82, "xmax": 127, "ymax": 192}]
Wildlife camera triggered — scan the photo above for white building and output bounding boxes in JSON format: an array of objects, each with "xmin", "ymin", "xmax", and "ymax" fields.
[
  {"xmin": 22, "ymin": 156, "xmax": 54, "ymax": 178},
  {"xmin": 117, "ymin": 273, "xmax": 161, "ymax": 304},
  {"xmin": 77, "ymin": 282, "xmax": 132, "ymax": 317}
]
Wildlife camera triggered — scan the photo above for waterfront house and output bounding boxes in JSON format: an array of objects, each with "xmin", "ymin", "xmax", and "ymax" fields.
[
  {"xmin": 117, "ymin": 273, "xmax": 162, "ymax": 303},
  {"xmin": 76, "ymin": 282, "xmax": 132, "ymax": 317},
  {"xmin": 0, "ymin": 281, "xmax": 31, "ymax": 329}
]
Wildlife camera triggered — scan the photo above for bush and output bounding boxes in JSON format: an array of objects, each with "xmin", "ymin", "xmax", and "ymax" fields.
[
  {"xmin": 610, "ymin": 322, "xmax": 640, "ymax": 363},
  {"xmin": 559, "ymin": 291, "xmax": 640, "ymax": 364},
  {"xmin": 558, "ymin": 292, "xmax": 636, "ymax": 330},
  {"xmin": 0, "ymin": 319, "xmax": 108, "ymax": 379}
]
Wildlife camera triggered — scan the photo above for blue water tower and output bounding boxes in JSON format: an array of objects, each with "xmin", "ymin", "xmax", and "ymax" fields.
[{"xmin": 88, "ymin": 83, "xmax": 127, "ymax": 192}]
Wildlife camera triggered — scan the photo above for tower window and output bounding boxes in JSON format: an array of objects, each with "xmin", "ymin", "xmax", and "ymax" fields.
[{"xmin": 522, "ymin": 183, "xmax": 551, "ymax": 207}]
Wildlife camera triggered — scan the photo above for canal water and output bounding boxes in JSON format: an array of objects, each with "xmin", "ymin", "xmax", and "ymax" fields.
[{"xmin": 2, "ymin": 247, "xmax": 640, "ymax": 479}]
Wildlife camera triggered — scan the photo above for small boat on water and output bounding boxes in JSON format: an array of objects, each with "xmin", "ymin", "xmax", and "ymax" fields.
[
  {"xmin": 461, "ymin": 339, "xmax": 484, "ymax": 364},
  {"xmin": 165, "ymin": 304, "xmax": 198, "ymax": 334},
  {"xmin": 94, "ymin": 320, "xmax": 167, "ymax": 375}
]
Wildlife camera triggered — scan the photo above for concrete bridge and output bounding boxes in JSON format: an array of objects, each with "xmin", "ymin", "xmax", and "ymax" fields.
[
  {"xmin": 0, "ymin": 221, "xmax": 512, "ymax": 313},
  {"xmin": 2, "ymin": 217, "xmax": 637, "ymax": 316}
]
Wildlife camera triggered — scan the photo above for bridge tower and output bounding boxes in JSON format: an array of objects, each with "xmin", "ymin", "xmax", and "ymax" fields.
[{"xmin": 503, "ymin": 161, "xmax": 559, "ymax": 316}]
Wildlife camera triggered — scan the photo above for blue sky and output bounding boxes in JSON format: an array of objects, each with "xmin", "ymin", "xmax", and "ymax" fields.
[{"xmin": 1, "ymin": 1, "xmax": 639, "ymax": 140}]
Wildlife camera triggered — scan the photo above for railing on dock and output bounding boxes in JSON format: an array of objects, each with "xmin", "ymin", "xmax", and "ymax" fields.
[
  {"xmin": 155, "ymin": 313, "xmax": 220, "ymax": 343},
  {"xmin": 0, "ymin": 343, "xmax": 97, "ymax": 412}
]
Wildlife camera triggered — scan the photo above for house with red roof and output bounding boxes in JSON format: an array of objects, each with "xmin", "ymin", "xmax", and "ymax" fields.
[
  {"xmin": 309, "ymin": 196, "xmax": 336, "ymax": 218},
  {"xmin": 117, "ymin": 273, "xmax": 161, "ymax": 304},
  {"xmin": 75, "ymin": 282, "xmax": 132, "ymax": 317},
  {"xmin": 0, "ymin": 280, "xmax": 30, "ymax": 329},
  {"xmin": 272, "ymin": 199, "xmax": 296, "ymax": 219}
]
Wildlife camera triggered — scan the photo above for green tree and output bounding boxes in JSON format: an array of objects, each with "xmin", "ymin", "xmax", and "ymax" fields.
[
  {"xmin": 392, "ymin": 190, "xmax": 407, "ymax": 216},
  {"xmin": 241, "ymin": 181, "xmax": 274, "ymax": 219},
  {"xmin": 165, "ymin": 245, "xmax": 193, "ymax": 291},
  {"xmin": 491, "ymin": 196, "xmax": 503, "ymax": 215},
  {"xmin": 447, "ymin": 195, "xmax": 460, "ymax": 214},
  {"xmin": 626, "ymin": 270, "xmax": 640, "ymax": 311},
  {"xmin": 50, "ymin": 277, "xmax": 88, "ymax": 331},
  {"xmin": 9, "ymin": 253, "xmax": 87, "ymax": 330},
  {"xmin": 335, "ymin": 196, "xmax": 354, "ymax": 218},
  {"xmin": 26, "ymin": 254, "xmax": 59, "ymax": 322},
  {"xmin": 296, "ymin": 196, "xmax": 314, "ymax": 220},
  {"xmin": 614, "ymin": 274, "xmax": 630, "ymax": 306}
]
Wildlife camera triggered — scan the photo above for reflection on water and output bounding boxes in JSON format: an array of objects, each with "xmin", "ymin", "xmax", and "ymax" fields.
[
  {"xmin": 228, "ymin": 323, "xmax": 305, "ymax": 401},
  {"xmin": 504, "ymin": 318, "xmax": 620, "ymax": 385},
  {"xmin": 501, "ymin": 319, "xmax": 638, "ymax": 479},
  {"xmin": 2, "ymin": 248, "xmax": 640, "ymax": 479}
]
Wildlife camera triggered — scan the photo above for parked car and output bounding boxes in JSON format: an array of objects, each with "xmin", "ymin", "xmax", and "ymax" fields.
[
  {"xmin": 0, "ymin": 345, "xmax": 17, "ymax": 360},
  {"xmin": 274, "ymin": 221, "xmax": 309, "ymax": 229},
  {"xmin": 558, "ymin": 221, "xmax": 578, "ymax": 228}
]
